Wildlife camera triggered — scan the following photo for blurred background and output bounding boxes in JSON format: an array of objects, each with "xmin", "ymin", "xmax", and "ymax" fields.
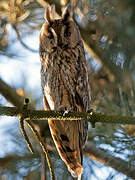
[{"xmin": 0, "ymin": 0, "xmax": 135, "ymax": 179}]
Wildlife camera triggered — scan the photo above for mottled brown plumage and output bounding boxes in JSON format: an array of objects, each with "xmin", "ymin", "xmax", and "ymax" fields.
[{"xmin": 39, "ymin": 4, "xmax": 91, "ymax": 179}]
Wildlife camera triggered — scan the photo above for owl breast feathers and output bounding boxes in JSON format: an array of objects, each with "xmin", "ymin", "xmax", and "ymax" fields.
[{"xmin": 39, "ymin": 4, "xmax": 91, "ymax": 179}]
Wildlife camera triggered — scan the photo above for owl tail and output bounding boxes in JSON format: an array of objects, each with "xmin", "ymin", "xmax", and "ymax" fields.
[
  {"xmin": 56, "ymin": 137, "xmax": 83, "ymax": 178},
  {"xmin": 48, "ymin": 120, "xmax": 83, "ymax": 179},
  {"xmin": 67, "ymin": 151, "xmax": 83, "ymax": 178},
  {"xmin": 68, "ymin": 164, "xmax": 83, "ymax": 180}
]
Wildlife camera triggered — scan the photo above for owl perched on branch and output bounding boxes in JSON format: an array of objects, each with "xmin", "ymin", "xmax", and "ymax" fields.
[{"xmin": 39, "ymin": 4, "xmax": 91, "ymax": 179}]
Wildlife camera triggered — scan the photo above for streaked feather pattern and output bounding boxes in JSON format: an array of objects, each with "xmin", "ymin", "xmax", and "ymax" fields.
[{"xmin": 39, "ymin": 4, "xmax": 91, "ymax": 179}]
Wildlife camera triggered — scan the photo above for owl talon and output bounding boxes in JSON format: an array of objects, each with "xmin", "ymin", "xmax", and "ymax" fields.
[
  {"xmin": 63, "ymin": 108, "xmax": 73, "ymax": 116},
  {"xmin": 58, "ymin": 106, "xmax": 72, "ymax": 116}
]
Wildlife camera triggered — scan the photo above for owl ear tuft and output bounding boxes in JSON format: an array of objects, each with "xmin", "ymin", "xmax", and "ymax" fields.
[
  {"xmin": 62, "ymin": 4, "xmax": 73, "ymax": 21},
  {"xmin": 44, "ymin": 5, "xmax": 55, "ymax": 23}
]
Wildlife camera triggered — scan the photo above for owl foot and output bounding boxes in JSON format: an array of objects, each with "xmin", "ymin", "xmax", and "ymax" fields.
[{"xmin": 58, "ymin": 106, "xmax": 73, "ymax": 116}]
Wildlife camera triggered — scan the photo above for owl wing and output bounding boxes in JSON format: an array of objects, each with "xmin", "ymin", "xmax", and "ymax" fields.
[
  {"xmin": 54, "ymin": 42, "xmax": 91, "ymax": 176},
  {"xmin": 74, "ymin": 43, "xmax": 91, "ymax": 148},
  {"xmin": 75, "ymin": 42, "xmax": 91, "ymax": 112}
]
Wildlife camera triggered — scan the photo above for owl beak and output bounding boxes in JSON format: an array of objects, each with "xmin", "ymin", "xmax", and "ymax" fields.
[{"xmin": 57, "ymin": 42, "xmax": 68, "ymax": 50}]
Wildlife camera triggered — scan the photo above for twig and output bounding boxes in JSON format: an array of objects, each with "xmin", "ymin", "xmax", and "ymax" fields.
[
  {"xmin": 19, "ymin": 116, "xmax": 34, "ymax": 153},
  {"xmin": 18, "ymin": 99, "xmax": 55, "ymax": 180},
  {"xmin": 19, "ymin": 99, "xmax": 34, "ymax": 153},
  {"xmin": 26, "ymin": 120, "xmax": 55, "ymax": 180},
  {"xmin": 12, "ymin": 24, "xmax": 38, "ymax": 53}
]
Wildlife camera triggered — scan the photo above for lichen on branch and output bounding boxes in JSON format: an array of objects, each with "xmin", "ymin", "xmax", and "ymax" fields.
[{"xmin": 0, "ymin": 105, "xmax": 135, "ymax": 125}]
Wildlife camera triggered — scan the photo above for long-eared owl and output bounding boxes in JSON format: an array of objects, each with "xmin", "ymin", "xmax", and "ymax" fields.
[{"xmin": 39, "ymin": 4, "xmax": 91, "ymax": 179}]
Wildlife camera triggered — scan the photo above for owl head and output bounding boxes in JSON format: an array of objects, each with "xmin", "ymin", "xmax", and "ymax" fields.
[{"xmin": 39, "ymin": 4, "xmax": 81, "ymax": 52}]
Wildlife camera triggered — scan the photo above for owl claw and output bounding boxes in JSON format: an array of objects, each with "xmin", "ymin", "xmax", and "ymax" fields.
[
  {"xmin": 63, "ymin": 108, "xmax": 73, "ymax": 116},
  {"xmin": 58, "ymin": 106, "xmax": 72, "ymax": 116}
]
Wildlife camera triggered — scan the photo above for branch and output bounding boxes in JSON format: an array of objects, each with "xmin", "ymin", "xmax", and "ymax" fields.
[
  {"xmin": 0, "ymin": 79, "xmax": 49, "ymax": 147},
  {"xmin": 1, "ymin": 105, "xmax": 135, "ymax": 179},
  {"xmin": 26, "ymin": 119, "xmax": 55, "ymax": 180},
  {"xmin": 0, "ymin": 154, "xmax": 39, "ymax": 167},
  {"xmin": 17, "ymin": 99, "xmax": 55, "ymax": 180},
  {"xmin": 84, "ymin": 142, "xmax": 135, "ymax": 179},
  {"xmin": 79, "ymin": 24, "xmax": 124, "ymax": 82},
  {"xmin": 0, "ymin": 106, "xmax": 135, "ymax": 125},
  {"xmin": 0, "ymin": 79, "xmax": 24, "ymax": 107},
  {"xmin": 12, "ymin": 24, "xmax": 38, "ymax": 53}
]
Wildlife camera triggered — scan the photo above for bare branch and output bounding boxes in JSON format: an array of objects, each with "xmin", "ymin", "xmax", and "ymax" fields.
[
  {"xmin": 0, "ymin": 79, "xmax": 24, "ymax": 107},
  {"xmin": 84, "ymin": 142, "xmax": 135, "ymax": 179},
  {"xmin": 12, "ymin": 24, "xmax": 38, "ymax": 53}
]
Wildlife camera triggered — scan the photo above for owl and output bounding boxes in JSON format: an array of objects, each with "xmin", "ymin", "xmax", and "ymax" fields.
[{"xmin": 39, "ymin": 4, "xmax": 91, "ymax": 179}]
